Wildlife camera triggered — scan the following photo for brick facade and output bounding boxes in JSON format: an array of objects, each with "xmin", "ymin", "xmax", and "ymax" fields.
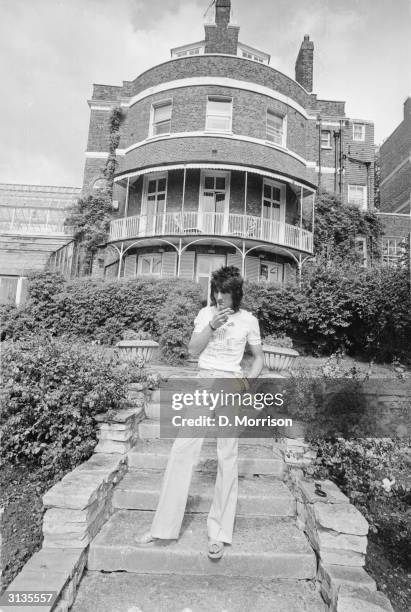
[
  {"xmin": 82, "ymin": 0, "xmax": 375, "ymax": 286},
  {"xmin": 380, "ymin": 97, "xmax": 411, "ymax": 214}
]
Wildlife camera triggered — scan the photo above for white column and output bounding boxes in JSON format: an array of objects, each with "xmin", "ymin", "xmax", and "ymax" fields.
[{"xmin": 300, "ymin": 186, "xmax": 303, "ymax": 250}]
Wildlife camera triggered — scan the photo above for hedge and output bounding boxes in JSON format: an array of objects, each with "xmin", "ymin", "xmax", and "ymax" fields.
[{"xmin": 1, "ymin": 267, "xmax": 410, "ymax": 363}]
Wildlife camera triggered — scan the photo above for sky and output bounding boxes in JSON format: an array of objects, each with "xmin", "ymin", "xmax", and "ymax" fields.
[{"xmin": 0, "ymin": 0, "xmax": 410, "ymax": 188}]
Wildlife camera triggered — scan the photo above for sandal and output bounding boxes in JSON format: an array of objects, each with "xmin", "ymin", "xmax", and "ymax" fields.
[
  {"xmin": 208, "ymin": 539, "xmax": 224, "ymax": 559},
  {"xmin": 135, "ymin": 531, "xmax": 157, "ymax": 546},
  {"xmin": 315, "ymin": 482, "xmax": 327, "ymax": 498}
]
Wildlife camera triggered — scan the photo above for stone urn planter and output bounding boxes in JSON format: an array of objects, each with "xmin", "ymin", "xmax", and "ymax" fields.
[
  {"xmin": 116, "ymin": 330, "xmax": 159, "ymax": 365},
  {"xmin": 262, "ymin": 345, "xmax": 299, "ymax": 372}
]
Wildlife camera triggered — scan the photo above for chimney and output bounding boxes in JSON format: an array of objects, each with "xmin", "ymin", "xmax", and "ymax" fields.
[
  {"xmin": 215, "ymin": 0, "xmax": 231, "ymax": 27},
  {"xmin": 295, "ymin": 35, "xmax": 314, "ymax": 92},
  {"xmin": 204, "ymin": 0, "xmax": 239, "ymax": 55},
  {"xmin": 404, "ymin": 95, "xmax": 411, "ymax": 121}
]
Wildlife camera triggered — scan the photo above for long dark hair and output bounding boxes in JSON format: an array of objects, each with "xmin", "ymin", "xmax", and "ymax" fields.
[{"xmin": 210, "ymin": 266, "xmax": 243, "ymax": 313}]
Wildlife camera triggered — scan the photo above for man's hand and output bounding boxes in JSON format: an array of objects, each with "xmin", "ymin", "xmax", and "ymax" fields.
[{"xmin": 210, "ymin": 307, "xmax": 234, "ymax": 330}]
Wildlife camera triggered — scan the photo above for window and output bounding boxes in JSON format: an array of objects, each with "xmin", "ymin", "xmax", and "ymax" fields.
[
  {"xmin": 176, "ymin": 48, "xmax": 201, "ymax": 57},
  {"xmin": 266, "ymin": 111, "xmax": 285, "ymax": 146},
  {"xmin": 205, "ymin": 97, "xmax": 232, "ymax": 132},
  {"xmin": 353, "ymin": 123, "xmax": 365, "ymax": 141},
  {"xmin": 150, "ymin": 101, "xmax": 172, "ymax": 137},
  {"xmin": 171, "ymin": 44, "xmax": 204, "ymax": 58},
  {"xmin": 354, "ymin": 236, "xmax": 367, "ymax": 267},
  {"xmin": 261, "ymin": 179, "xmax": 285, "ymax": 241},
  {"xmin": 138, "ymin": 254, "xmax": 162, "ymax": 276},
  {"xmin": 382, "ymin": 238, "xmax": 406, "ymax": 267},
  {"xmin": 242, "ymin": 51, "xmax": 264, "ymax": 62},
  {"xmin": 141, "ymin": 173, "xmax": 167, "ymax": 234},
  {"xmin": 321, "ymin": 130, "xmax": 331, "ymax": 148},
  {"xmin": 348, "ymin": 185, "xmax": 367, "ymax": 210},
  {"xmin": 200, "ymin": 171, "xmax": 229, "ymax": 233},
  {"xmin": 260, "ymin": 262, "xmax": 283, "ymax": 283}
]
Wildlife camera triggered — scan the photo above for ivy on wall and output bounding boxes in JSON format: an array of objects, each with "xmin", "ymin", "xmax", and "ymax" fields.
[
  {"xmin": 65, "ymin": 106, "xmax": 125, "ymax": 275},
  {"xmin": 313, "ymin": 190, "xmax": 383, "ymax": 266}
]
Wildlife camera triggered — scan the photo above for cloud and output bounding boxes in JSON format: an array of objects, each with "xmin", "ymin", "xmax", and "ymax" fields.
[{"xmin": 0, "ymin": 0, "xmax": 409, "ymax": 186}]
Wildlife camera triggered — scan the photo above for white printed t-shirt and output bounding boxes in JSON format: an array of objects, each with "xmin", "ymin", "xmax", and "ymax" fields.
[{"xmin": 193, "ymin": 306, "xmax": 262, "ymax": 373}]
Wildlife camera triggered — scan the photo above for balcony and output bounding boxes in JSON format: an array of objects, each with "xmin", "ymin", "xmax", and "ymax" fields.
[
  {"xmin": 109, "ymin": 211, "xmax": 313, "ymax": 253},
  {"xmin": 0, "ymin": 206, "xmax": 71, "ymax": 237}
]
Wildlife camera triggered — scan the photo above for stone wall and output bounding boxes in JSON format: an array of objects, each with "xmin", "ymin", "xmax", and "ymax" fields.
[{"xmin": 290, "ymin": 474, "xmax": 394, "ymax": 612}]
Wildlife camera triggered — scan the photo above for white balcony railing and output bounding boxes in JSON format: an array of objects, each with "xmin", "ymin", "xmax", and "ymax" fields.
[
  {"xmin": 0, "ymin": 207, "xmax": 71, "ymax": 236},
  {"xmin": 109, "ymin": 211, "xmax": 313, "ymax": 253}
]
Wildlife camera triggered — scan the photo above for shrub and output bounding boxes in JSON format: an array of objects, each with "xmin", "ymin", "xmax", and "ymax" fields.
[
  {"xmin": 348, "ymin": 267, "xmax": 411, "ymax": 362},
  {"xmin": 309, "ymin": 438, "xmax": 410, "ymax": 569},
  {"xmin": 1, "ymin": 274, "xmax": 203, "ymax": 347},
  {"xmin": 242, "ymin": 282, "xmax": 301, "ymax": 337},
  {"xmin": 157, "ymin": 285, "xmax": 203, "ymax": 364},
  {"xmin": 2, "ymin": 268, "xmax": 409, "ymax": 362},
  {"xmin": 0, "ymin": 337, "xmax": 133, "ymax": 476},
  {"xmin": 262, "ymin": 333, "xmax": 294, "ymax": 348}
]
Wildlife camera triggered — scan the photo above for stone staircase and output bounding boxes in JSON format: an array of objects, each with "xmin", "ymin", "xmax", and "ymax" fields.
[{"xmin": 70, "ymin": 381, "xmax": 327, "ymax": 611}]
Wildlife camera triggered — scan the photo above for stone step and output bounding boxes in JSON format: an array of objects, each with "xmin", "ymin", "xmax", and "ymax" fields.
[
  {"xmin": 88, "ymin": 510, "xmax": 316, "ymax": 579},
  {"xmin": 113, "ymin": 469, "xmax": 295, "ymax": 517},
  {"xmin": 128, "ymin": 439, "xmax": 285, "ymax": 476},
  {"xmin": 138, "ymin": 418, "xmax": 276, "ymax": 447},
  {"xmin": 71, "ymin": 571, "xmax": 327, "ymax": 611}
]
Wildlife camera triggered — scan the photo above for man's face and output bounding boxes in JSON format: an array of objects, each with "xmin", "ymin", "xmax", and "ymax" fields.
[{"xmin": 214, "ymin": 290, "xmax": 233, "ymax": 310}]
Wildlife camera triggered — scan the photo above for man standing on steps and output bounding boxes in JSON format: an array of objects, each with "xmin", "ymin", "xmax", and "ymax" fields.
[{"xmin": 136, "ymin": 265, "xmax": 264, "ymax": 559}]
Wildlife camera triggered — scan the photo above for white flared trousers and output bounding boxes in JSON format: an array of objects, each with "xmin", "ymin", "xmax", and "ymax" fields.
[{"xmin": 150, "ymin": 369, "xmax": 243, "ymax": 544}]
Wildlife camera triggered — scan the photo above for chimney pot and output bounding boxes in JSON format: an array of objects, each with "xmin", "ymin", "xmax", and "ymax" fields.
[{"xmin": 295, "ymin": 35, "xmax": 314, "ymax": 92}]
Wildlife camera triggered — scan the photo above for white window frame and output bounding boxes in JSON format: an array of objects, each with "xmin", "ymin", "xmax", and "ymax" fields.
[
  {"xmin": 237, "ymin": 43, "xmax": 270, "ymax": 65},
  {"xmin": 354, "ymin": 236, "xmax": 367, "ymax": 267},
  {"xmin": 199, "ymin": 170, "xmax": 231, "ymax": 233},
  {"xmin": 266, "ymin": 110, "xmax": 287, "ymax": 148},
  {"xmin": 259, "ymin": 262, "xmax": 284, "ymax": 283},
  {"xmin": 149, "ymin": 99, "xmax": 172, "ymax": 138},
  {"xmin": 141, "ymin": 172, "xmax": 168, "ymax": 235},
  {"xmin": 261, "ymin": 178, "xmax": 286, "ymax": 225},
  {"xmin": 321, "ymin": 130, "xmax": 331, "ymax": 149},
  {"xmin": 382, "ymin": 237, "xmax": 406, "ymax": 266},
  {"xmin": 353, "ymin": 123, "xmax": 365, "ymax": 142},
  {"xmin": 348, "ymin": 185, "xmax": 367, "ymax": 210},
  {"xmin": 205, "ymin": 96, "xmax": 232, "ymax": 132},
  {"xmin": 137, "ymin": 253, "xmax": 162, "ymax": 276},
  {"xmin": 171, "ymin": 42, "xmax": 204, "ymax": 59}
]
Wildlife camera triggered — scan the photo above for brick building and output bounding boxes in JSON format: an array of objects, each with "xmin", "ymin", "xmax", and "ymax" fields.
[
  {"xmin": 0, "ymin": 183, "xmax": 79, "ymax": 304},
  {"xmin": 378, "ymin": 96, "xmax": 411, "ymax": 265},
  {"xmin": 82, "ymin": 0, "xmax": 374, "ymax": 294}
]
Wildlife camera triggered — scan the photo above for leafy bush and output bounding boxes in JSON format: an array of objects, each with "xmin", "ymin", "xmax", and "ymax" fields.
[
  {"xmin": 309, "ymin": 438, "xmax": 410, "ymax": 569},
  {"xmin": 262, "ymin": 333, "xmax": 294, "ymax": 348},
  {"xmin": 1, "ymin": 273, "xmax": 203, "ymax": 349},
  {"xmin": 242, "ymin": 282, "xmax": 301, "ymax": 338},
  {"xmin": 348, "ymin": 267, "xmax": 411, "ymax": 362},
  {"xmin": 2, "ymin": 267, "xmax": 410, "ymax": 362},
  {"xmin": 157, "ymin": 286, "xmax": 204, "ymax": 364},
  {"xmin": 0, "ymin": 337, "xmax": 134, "ymax": 476}
]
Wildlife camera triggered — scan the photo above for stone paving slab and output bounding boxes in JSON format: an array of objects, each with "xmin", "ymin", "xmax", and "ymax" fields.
[
  {"xmin": 113, "ymin": 469, "xmax": 295, "ymax": 516},
  {"xmin": 128, "ymin": 439, "xmax": 284, "ymax": 476},
  {"xmin": 71, "ymin": 572, "xmax": 327, "ymax": 612},
  {"xmin": 88, "ymin": 510, "xmax": 316, "ymax": 579}
]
